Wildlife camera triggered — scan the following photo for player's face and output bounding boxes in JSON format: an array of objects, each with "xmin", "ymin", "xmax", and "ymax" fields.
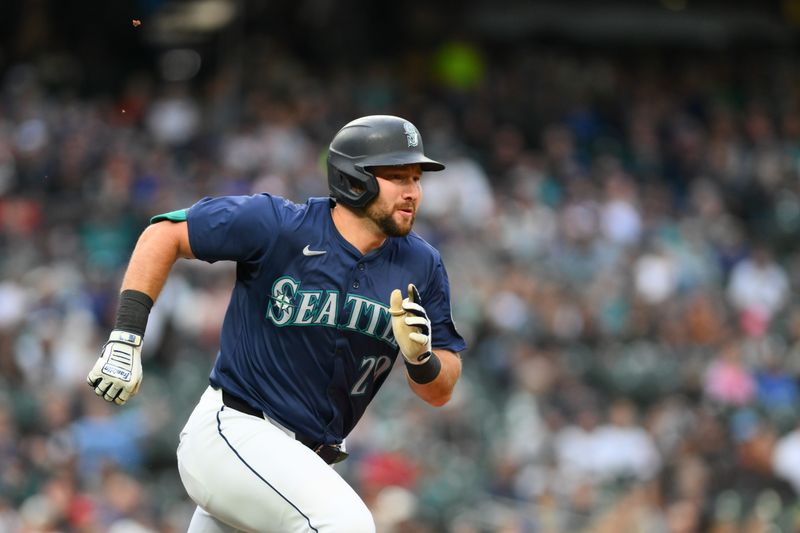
[{"xmin": 366, "ymin": 164, "xmax": 423, "ymax": 237}]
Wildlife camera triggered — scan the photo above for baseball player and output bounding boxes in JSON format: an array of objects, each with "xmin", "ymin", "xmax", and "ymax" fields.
[{"xmin": 86, "ymin": 115, "xmax": 466, "ymax": 532}]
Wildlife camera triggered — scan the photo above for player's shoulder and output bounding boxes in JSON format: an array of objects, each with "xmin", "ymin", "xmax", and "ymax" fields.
[
  {"xmin": 256, "ymin": 192, "xmax": 304, "ymax": 210},
  {"xmin": 250, "ymin": 193, "xmax": 328, "ymax": 216},
  {"xmin": 190, "ymin": 192, "xmax": 295, "ymax": 210},
  {"xmin": 305, "ymin": 196, "xmax": 334, "ymax": 211},
  {"xmin": 266, "ymin": 195, "xmax": 332, "ymax": 230},
  {"xmin": 189, "ymin": 193, "xmax": 322, "ymax": 223}
]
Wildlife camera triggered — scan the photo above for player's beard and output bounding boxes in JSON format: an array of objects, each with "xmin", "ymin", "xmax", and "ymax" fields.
[{"xmin": 365, "ymin": 201, "xmax": 415, "ymax": 237}]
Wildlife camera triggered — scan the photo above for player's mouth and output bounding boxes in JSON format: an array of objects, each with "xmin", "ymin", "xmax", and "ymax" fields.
[{"xmin": 397, "ymin": 206, "xmax": 415, "ymax": 219}]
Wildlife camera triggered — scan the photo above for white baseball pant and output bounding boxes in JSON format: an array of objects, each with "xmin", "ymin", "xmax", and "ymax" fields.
[{"xmin": 176, "ymin": 386, "xmax": 375, "ymax": 532}]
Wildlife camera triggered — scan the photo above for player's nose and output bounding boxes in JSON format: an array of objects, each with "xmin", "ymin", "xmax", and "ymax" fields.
[{"xmin": 400, "ymin": 180, "xmax": 421, "ymax": 201}]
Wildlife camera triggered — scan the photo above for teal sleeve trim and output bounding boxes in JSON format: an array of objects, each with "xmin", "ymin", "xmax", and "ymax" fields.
[{"xmin": 150, "ymin": 209, "xmax": 188, "ymax": 224}]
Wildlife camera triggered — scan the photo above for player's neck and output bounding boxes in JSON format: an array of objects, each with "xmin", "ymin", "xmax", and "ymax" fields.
[{"xmin": 330, "ymin": 205, "xmax": 386, "ymax": 256}]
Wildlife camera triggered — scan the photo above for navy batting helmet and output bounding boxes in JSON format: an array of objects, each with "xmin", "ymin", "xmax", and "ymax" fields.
[{"xmin": 327, "ymin": 115, "xmax": 445, "ymax": 208}]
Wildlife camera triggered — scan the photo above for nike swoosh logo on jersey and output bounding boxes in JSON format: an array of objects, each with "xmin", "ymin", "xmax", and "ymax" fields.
[{"xmin": 303, "ymin": 245, "xmax": 327, "ymax": 256}]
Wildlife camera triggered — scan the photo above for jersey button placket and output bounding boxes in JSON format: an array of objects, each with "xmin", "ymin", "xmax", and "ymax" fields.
[{"xmin": 353, "ymin": 263, "xmax": 364, "ymax": 289}]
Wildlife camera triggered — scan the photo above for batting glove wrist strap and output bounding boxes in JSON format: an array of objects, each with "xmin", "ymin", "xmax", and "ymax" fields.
[
  {"xmin": 389, "ymin": 283, "xmax": 434, "ymax": 364},
  {"xmin": 86, "ymin": 329, "xmax": 144, "ymax": 405},
  {"xmin": 404, "ymin": 351, "xmax": 441, "ymax": 384},
  {"xmin": 108, "ymin": 330, "xmax": 143, "ymax": 346}
]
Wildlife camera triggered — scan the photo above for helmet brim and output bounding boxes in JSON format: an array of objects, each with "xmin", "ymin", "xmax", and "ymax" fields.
[{"xmin": 358, "ymin": 152, "xmax": 445, "ymax": 172}]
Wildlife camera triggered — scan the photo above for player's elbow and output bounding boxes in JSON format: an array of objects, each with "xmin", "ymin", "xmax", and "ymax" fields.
[
  {"xmin": 422, "ymin": 389, "xmax": 453, "ymax": 407},
  {"xmin": 427, "ymin": 393, "xmax": 452, "ymax": 407}
]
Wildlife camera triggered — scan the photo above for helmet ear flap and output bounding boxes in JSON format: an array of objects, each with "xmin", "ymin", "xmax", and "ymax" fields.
[{"xmin": 326, "ymin": 158, "xmax": 379, "ymax": 208}]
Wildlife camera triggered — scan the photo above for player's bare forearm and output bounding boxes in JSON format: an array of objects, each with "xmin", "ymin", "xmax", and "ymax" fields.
[
  {"xmin": 406, "ymin": 349, "xmax": 461, "ymax": 406},
  {"xmin": 120, "ymin": 221, "xmax": 194, "ymax": 301}
]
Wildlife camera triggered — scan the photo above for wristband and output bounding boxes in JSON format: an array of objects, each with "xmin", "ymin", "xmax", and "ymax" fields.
[
  {"xmin": 404, "ymin": 352, "xmax": 441, "ymax": 384},
  {"xmin": 114, "ymin": 289, "xmax": 154, "ymax": 337}
]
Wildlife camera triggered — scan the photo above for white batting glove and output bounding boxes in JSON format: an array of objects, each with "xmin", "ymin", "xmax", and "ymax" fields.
[
  {"xmin": 86, "ymin": 330, "xmax": 143, "ymax": 405},
  {"xmin": 389, "ymin": 284, "xmax": 433, "ymax": 364}
]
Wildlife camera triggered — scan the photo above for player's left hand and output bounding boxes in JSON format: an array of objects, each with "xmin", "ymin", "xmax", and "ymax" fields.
[{"xmin": 389, "ymin": 283, "xmax": 433, "ymax": 364}]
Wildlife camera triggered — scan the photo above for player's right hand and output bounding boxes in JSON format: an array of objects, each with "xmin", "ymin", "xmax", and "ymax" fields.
[{"xmin": 86, "ymin": 330, "xmax": 143, "ymax": 405}]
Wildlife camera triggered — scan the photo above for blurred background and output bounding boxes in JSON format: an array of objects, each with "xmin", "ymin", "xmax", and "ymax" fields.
[{"xmin": 3, "ymin": 0, "xmax": 800, "ymax": 531}]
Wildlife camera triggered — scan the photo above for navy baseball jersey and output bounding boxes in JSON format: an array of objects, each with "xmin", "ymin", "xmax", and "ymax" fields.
[{"xmin": 153, "ymin": 194, "xmax": 465, "ymax": 445}]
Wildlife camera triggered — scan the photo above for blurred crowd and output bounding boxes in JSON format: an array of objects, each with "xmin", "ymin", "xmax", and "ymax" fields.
[{"xmin": 2, "ymin": 35, "xmax": 800, "ymax": 532}]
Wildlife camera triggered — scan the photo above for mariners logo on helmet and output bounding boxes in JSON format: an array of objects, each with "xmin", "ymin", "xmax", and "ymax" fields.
[
  {"xmin": 326, "ymin": 115, "xmax": 445, "ymax": 208},
  {"xmin": 403, "ymin": 122, "xmax": 419, "ymax": 147}
]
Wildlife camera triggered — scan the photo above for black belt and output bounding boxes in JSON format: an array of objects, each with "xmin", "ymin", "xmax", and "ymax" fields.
[{"xmin": 221, "ymin": 390, "xmax": 348, "ymax": 465}]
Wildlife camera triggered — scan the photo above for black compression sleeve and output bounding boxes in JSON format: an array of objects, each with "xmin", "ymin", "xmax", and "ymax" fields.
[
  {"xmin": 114, "ymin": 289, "xmax": 154, "ymax": 337},
  {"xmin": 404, "ymin": 352, "xmax": 442, "ymax": 384}
]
